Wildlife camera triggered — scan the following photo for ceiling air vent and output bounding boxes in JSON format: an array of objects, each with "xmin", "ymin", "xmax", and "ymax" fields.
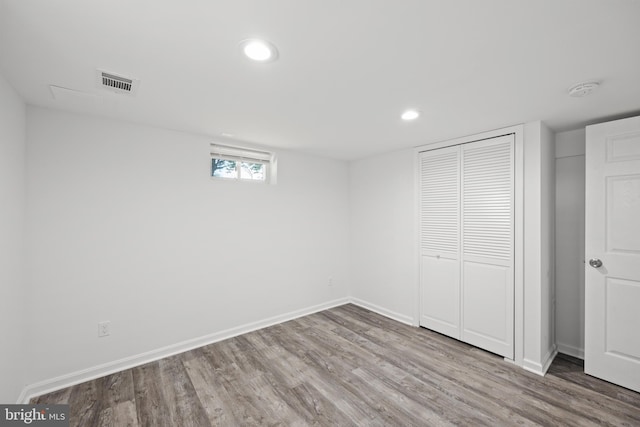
[{"xmin": 96, "ymin": 69, "xmax": 140, "ymax": 95}]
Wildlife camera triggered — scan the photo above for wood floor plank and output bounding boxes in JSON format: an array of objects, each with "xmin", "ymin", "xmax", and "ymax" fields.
[
  {"xmin": 276, "ymin": 323, "xmax": 452, "ymax": 425},
  {"xmin": 327, "ymin": 311, "xmax": 605, "ymax": 426},
  {"xmin": 102, "ymin": 370, "xmax": 135, "ymax": 408},
  {"xmin": 326, "ymin": 308, "xmax": 598, "ymax": 423},
  {"xmin": 308, "ymin": 311, "xmax": 540, "ymax": 426},
  {"xmin": 157, "ymin": 355, "xmax": 211, "ymax": 427},
  {"xmin": 131, "ymin": 362, "xmax": 172, "ymax": 427},
  {"xmin": 98, "ymin": 400, "xmax": 138, "ymax": 427},
  {"xmin": 181, "ymin": 352, "xmax": 227, "ymax": 425},
  {"xmin": 312, "ymin": 306, "xmax": 640, "ymax": 426},
  {"xmin": 95, "ymin": 370, "xmax": 138, "ymax": 427},
  {"xmin": 286, "ymin": 381, "xmax": 357, "ymax": 427},
  {"xmin": 32, "ymin": 304, "xmax": 640, "ymax": 426},
  {"xmin": 66, "ymin": 375, "xmax": 104, "ymax": 427},
  {"xmin": 258, "ymin": 323, "xmax": 384, "ymax": 424},
  {"xmin": 201, "ymin": 341, "xmax": 285, "ymax": 425},
  {"xmin": 233, "ymin": 335, "xmax": 317, "ymax": 423}
]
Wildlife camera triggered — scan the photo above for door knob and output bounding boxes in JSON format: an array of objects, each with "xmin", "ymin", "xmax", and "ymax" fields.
[{"xmin": 589, "ymin": 258, "xmax": 603, "ymax": 268}]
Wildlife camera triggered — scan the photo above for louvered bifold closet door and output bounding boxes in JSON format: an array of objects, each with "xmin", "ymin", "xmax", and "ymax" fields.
[
  {"xmin": 419, "ymin": 145, "xmax": 461, "ymax": 338},
  {"xmin": 460, "ymin": 135, "xmax": 514, "ymax": 358}
]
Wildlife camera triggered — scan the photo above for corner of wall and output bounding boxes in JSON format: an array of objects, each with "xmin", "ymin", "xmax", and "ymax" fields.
[
  {"xmin": 0, "ymin": 72, "xmax": 28, "ymax": 403},
  {"xmin": 521, "ymin": 120, "xmax": 557, "ymax": 372},
  {"xmin": 541, "ymin": 122, "xmax": 556, "ymax": 362},
  {"xmin": 555, "ymin": 128, "xmax": 586, "ymax": 158},
  {"xmin": 347, "ymin": 148, "xmax": 417, "ymax": 323},
  {"xmin": 523, "ymin": 344, "xmax": 558, "ymax": 376},
  {"xmin": 554, "ymin": 127, "xmax": 587, "ymax": 359},
  {"xmin": 349, "ymin": 297, "xmax": 415, "ymax": 326},
  {"xmin": 522, "ymin": 121, "xmax": 543, "ymax": 367}
]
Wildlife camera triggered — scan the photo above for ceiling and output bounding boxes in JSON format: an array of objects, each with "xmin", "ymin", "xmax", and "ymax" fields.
[{"xmin": 1, "ymin": 0, "xmax": 639, "ymax": 160}]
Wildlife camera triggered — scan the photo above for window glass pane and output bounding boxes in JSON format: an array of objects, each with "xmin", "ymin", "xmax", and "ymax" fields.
[
  {"xmin": 212, "ymin": 158, "xmax": 237, "ymax": 178},
  {"xmin": 240, "ymin": 162, "xmax": 266, "ymax": 181}
]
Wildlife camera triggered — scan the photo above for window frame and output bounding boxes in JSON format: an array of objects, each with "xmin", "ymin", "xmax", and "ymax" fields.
[{"xmin": 210, "ymin": 143, "xmax": 276, "ymax": 184}]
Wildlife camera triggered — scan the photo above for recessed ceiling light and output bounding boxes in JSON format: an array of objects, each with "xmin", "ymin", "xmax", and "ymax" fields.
[
  {"xmin": 568, "ymin": 81, "xmax": 600, "ymax": 97},
  {"xmin": 401, "ymin": 109, "xmax": 420, "ymax": 121},
  {"xmin": 240, "ymin": 39, "xmax": 278, "ymax": 62}
]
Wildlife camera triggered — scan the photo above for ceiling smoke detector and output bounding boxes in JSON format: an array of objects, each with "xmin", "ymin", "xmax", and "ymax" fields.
[
  {"xmin": 96, "ymin": 69, "xmax": 140, "ymax": 95},
  {"xmin": 568, "ymin": 81, "xmax": 600, "ymax": 97}
]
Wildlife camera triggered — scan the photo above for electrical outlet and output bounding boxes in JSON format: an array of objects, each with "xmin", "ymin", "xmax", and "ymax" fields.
[
  {"xmin": 328, "ymin": 276, "xmax": 334, "ymax": 287},
  {"xmin": 98, "ymin": 321, "xmax": 111, "ymax": 337}
]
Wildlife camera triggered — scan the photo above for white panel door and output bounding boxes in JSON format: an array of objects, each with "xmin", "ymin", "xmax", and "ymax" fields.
[
  {"xmin": 461, "ymin": 135, "xmax": 514, "ymax": 358},
  {"xmin": 419, "ymin": 145, "xmax": 460, "ymax": 337},
  {"xmin": 585, "ymin": 116, "xmax": 640, "ymax": 392}
]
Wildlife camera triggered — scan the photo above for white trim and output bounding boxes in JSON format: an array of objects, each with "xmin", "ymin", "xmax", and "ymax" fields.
[
  {"xmin": 414, "ymin": 124, "xmax": 525, "ymax": 366},
  {"xmin": 19, "ymin": 297, "xmax": 349, "ymax": 403},
  {"xmin": 19, "ymin": 293, "xmax": 543, "ymax": 403},
  {"xmin": 16, "ymin": 388, "xmax": 30, "ymax": 405},
  {"xmin": 349, "ymin": 297, "xmax": 415, "ymax": 326},
  {"xmin": 514, "ymin": 126, "xmax": 524, "ymax": 367},
  {"xmin": 522, "ymin": 346, "xmax": 558, "ymax": 376},
  {"xmin": 413, "ymin": 151, "xmax": 421, "ymax": 327},
  {"xmin": 210, "ymin": 143, "xmax": 272, "ymax": 161},
  {"xmin": 414, "ymin": 125, "xmax": 522, "ymax": 154},
  {"xmin": 557, "ymin": 342, "xmax": 585, "ymax": 360}
]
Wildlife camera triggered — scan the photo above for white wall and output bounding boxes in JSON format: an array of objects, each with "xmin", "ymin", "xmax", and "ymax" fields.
[
  {"xmin": 0, "ymin": 73, "xmax": 27, "ymax": 403},
  {"xmin": 522, "ymin": 121, "xmax": 557, "ymax": 374},
  {"xmin": 24, "ymin": 107, "xmax": 350, "ymax": 390},
  {"xmin": 554, "ymin": 129, "xmax": 585, "ymax": 358},
  {"xmin": 349, "ymin": 148, "xmax": 417, "ymax": 324},
  {"xmin": 540, "ymin": 123, "xmax": 556, "ymax": 365}
]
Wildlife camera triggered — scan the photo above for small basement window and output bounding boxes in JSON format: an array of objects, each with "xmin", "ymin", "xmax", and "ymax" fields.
[{"xmin": 210, "ymin": 143, "xmax": 276, "ymax": 183}]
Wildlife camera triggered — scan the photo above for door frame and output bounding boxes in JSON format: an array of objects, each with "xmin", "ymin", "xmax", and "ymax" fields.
[{"xmin": 414, "ymin": 124, "xmax": 524, "ymax": 366}]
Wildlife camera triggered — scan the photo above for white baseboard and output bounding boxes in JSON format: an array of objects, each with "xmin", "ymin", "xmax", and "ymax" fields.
[
  {"xmin": 20, "ymin": 297, "xmax": 554, "ymax": 402},
  {"xmin": 16, "ymin": 388, "xmax": 30, "ymax": 406},
  {"xmin": 556, "ymin": 342, "xmax": 584, "ymax": 360},
  {"xmin": 522, "ymin": 345, "xmax": 558, "ymax": 376},
  {"xmin": 19, "ymin": 297, "xmax": 349, "ymax": 403},
  {"xmin": 349, "ymin": 297, "xmax": 414, "ymax": 326}
]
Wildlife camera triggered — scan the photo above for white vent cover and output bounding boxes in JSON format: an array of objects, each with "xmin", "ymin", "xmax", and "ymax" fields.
[{"xmin": 96, "ymin": 69, "xmax": 139, "ymax": 95}]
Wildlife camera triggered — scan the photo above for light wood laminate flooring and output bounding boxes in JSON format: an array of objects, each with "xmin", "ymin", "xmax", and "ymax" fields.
[{"xmin": 32, "ymin": 304, "xmax": 640, "ymax": 426}]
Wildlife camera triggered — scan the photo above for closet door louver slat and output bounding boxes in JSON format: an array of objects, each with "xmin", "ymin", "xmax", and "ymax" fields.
[
  {"xmin": 460, "ymin": 135, "xmax": 514, "ymax": 358},
  {"xmin": 420, "ymin": 148, "xmax": 459, "ymax": 255},
  {"xmin": 462, "ymin": 141, "xmax": 513, "ymax": 261},
  {"xmin": 419, "ymin": 145, "xmax": 461, "ymax": 338}
]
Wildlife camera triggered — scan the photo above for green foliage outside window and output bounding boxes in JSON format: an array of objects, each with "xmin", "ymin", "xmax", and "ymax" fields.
[{"xmin": 212, "ymin": 158, "xmax": 265, "ymax": 181}]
